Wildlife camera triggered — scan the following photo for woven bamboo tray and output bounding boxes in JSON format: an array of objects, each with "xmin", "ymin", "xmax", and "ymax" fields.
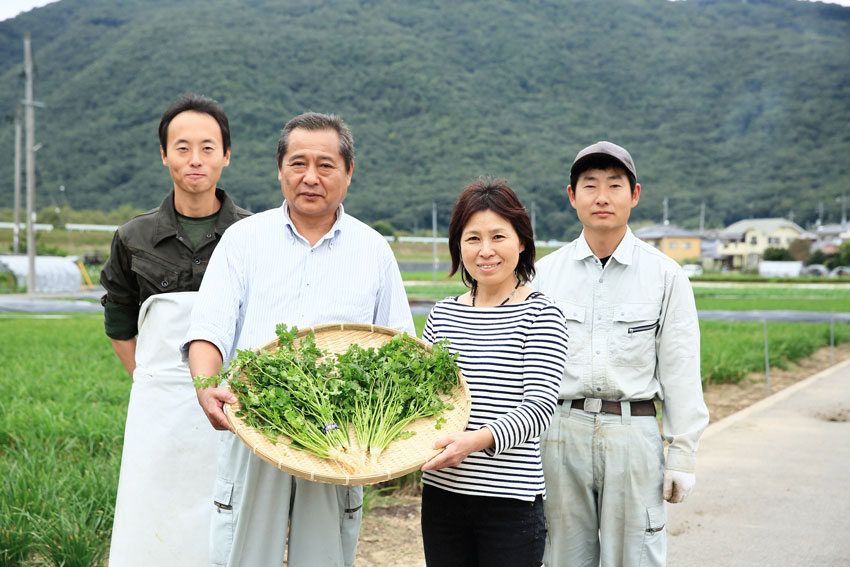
[{"xmin": 225, "ymin": 323, "xmax": 471, "ymax": 485}]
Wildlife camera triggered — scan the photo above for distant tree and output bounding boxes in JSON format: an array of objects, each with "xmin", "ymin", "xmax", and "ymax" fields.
[
  {"xmin": 371, "ymin": 220, "xmax": 396, "ymax": 237},
  {"xmin": 807, "ymin": 250, "xmax": 827, "ymax": 266},
  {"xmin": 762, "ymin": 247, "xmax": 794, "ymax": 261},
  {"xmin": 788, "ymin": 239, "xmax": 812, "ymax": 262},
  {"xmin": 838, "ymin": 242, "xmax": 850, "ymax": 267}
]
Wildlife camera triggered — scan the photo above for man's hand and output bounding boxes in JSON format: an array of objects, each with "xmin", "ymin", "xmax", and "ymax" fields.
[
  {"xmin": 663, "ymin": 470, "xmax": 696, "ymax": 503},
  {"xmin": 196, "ymin": 386, "xmax": 236, "ymax": 432},
  {"xmin": 188, "ymin": 339, "xmax": 232, "ymax": 431}
]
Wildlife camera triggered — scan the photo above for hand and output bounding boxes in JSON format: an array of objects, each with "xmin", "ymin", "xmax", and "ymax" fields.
[
  {"xmin": 196, "ymin": 386, "xmax": 237, "ymax": 433},
  {"xmin": 420, "ymin": 428, "xmax": 493, "ymax": 471},
  {"xmin": 663, "ymin": 470, "xmax": 696, "ymax": 503}
]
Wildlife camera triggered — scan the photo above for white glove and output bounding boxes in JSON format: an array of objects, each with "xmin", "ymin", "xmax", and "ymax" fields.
[{"xmin": 663, "ymin": 470, "xmax": 695, "ymax": 503}]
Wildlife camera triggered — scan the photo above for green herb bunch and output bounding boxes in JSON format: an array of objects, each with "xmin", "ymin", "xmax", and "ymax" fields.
[{"xmin": 207, "ymin": 324, "xmax": 461, "ymax": 474}]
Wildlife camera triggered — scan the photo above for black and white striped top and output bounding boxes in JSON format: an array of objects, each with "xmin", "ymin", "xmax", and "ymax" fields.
[{"xmin": 421, "ymin": 294, "xmax": 569, "ymax": 501}]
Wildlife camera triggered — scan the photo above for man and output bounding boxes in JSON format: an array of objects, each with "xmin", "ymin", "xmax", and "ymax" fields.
[
  {"xmin": 183, "ymin": 112, "xmax": 414, "ymax": 567},
  {"xmin": 100, "ymin": 93, "xmax": 250, "ymax": 566},
  {"xmin": 531, "ymin": 141, "xmax": 710, "ymax": 566}
]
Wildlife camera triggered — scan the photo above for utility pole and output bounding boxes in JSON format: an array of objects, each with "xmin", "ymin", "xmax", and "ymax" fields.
[
  {"xmin": 432, "ymin": 201, "xmax": 438, "ymax": 284},
  {"xmin": 530, "ymin": 200, "xmax": 536, "ymax": 239},
  {"xmin": 13, "ymin": 105, "xmax": 22, "ymax": 254},
  {"xmin": 699, "ymin": 201, "xmax": 705, "ymax": 233},
  {"xmin": 662, "ymin": 197, "xmax": 669, "ymax": 226},
  {"xmin": 838, "ymin": 194, "xmax": 847, "ymax": 228},
  {"xmin": 22, "ymin": 32, "xmax": 44, "ymax": 293},
  {"xmin": 815, "ymin": 201, "xmax": 824, "ymax": 227},
  {"xmin": 24, "ymin": 32, "xmax": 36, "ymax": 293}
]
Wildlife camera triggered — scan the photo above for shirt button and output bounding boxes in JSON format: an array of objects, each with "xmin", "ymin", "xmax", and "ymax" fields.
[
  {"xmin": 193, "ymin": 258, "xmax": 201, "ymax": 265},
  {"xmin": 205, "ymin": 233, "xmax": 212, "ymax": 238},
  {"xmin": 161, "ymin": 281, "xmax": 168, "ymax": 287},
  {"xmin": 596, "ymin": 387, "xmax": 602, "ymax": 392},
  {"xmin": 596, "ymin": 350, "xmax": 600, "ymax": 355},
  {"xmin": 598, "ymin": 278, "xmax": 603, "ymax": 283},
  {"xmin": 177, "ymin": 236, "xmax": 183, "ymax": 241}
]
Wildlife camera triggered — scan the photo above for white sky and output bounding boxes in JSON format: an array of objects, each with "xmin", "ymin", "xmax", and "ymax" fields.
[{"xmin": 1, "ymin": 0, "xmax": 849, "ymax": 22}]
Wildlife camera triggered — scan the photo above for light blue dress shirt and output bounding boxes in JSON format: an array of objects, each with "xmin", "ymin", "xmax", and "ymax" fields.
[{"xmin": 182, "ymin": 202, "xmax": 415, "ymax": 361}]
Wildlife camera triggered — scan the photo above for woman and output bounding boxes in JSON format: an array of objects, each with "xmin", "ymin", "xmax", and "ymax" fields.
[{"xmin": 420, "ymin": 177, "xmax": 569, "ymax": 567}]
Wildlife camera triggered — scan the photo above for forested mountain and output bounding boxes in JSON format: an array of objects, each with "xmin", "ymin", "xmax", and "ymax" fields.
[{"xmin": 0, "ymin": 0, "xmax": 848, "ymax": 240}]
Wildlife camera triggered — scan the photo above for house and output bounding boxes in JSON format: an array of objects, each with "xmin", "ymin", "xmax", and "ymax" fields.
[
  {"xmin": 717, "ymin": 218, "xmax": 810, "ymax": 270},
  {"xmin": 633, "ymin": 224, "xmax": 702, "ymax": 263},
  {"xmin": 812, "ymin": 223, "xmax": 849, "ymax": 253}
]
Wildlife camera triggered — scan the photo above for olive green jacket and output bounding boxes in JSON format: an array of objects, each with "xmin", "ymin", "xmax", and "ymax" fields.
[{"xmin": 100, "ymin": 188, "xmax": 251, "ymax": 339}]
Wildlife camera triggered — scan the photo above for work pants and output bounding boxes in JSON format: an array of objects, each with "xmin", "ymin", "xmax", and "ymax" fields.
[
  {"xmin": 541, "ymin": 402, "xmax": 666, "ymax": 567},
  {"xmin": 209, "ymin": 432, "xmax": 362, "ymax": 567}
]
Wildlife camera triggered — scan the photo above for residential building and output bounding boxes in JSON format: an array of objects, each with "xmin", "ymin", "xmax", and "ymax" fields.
[
  {"xmin": 633, "ymin": 224, "xmax": 702, "ymax": 263},
  {"xmin": 717, "ymin": 218, "xmax": 809, "ymax": 270}
]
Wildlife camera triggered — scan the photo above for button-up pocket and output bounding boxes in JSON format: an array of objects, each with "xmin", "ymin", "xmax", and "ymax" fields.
[
  {"xmin": 611, "ymin": 303, "xmax": 659, "ymax": 367},
  {"xmin": 131, "ymin": 254, "xmax": 181, "ymax": 296},
  {"xmin": 554, "ymin": 299, "xmax": 587, "ymax": 364}
]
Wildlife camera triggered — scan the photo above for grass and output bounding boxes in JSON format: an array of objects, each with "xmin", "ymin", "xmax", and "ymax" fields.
[
  {"xmin": 0, "ymin": 315, "xmax": 127, "ymax": 566},
  {"xmin": 700, "ymin": 320, "xmax": 850, "ymax": 384},
  {"xmin": 692, "ymin": 285, "xmax": 850, "ymax": 312}
]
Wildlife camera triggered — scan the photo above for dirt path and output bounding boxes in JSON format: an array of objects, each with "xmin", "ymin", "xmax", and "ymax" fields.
[{"xmin": 355, "ymin": 342, "xmax": 850, "ymax": 567}]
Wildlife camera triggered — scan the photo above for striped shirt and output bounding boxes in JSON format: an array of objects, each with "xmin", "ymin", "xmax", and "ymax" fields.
[
  {"xmin": 421, "ymin": 294, "xmax": 569, "ymax": 501},
  {"xmin": 181, "ymin": 202, "xmax": 415, "ymax": 362}
]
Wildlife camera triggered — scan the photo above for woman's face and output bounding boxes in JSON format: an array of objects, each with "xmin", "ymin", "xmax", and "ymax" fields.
[{"xmin": 460, "ymin": 209, "xmax": 525, "ymax": 290}]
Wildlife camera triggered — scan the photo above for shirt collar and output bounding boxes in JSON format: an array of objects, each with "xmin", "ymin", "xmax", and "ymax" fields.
[
  {"xmin": 573, "ymin": 226, "xmax": 636, "ymax": 266},
  {"xmin": 151, "ymin": 188, "xmax": 239, "ymax": 246},
  {"xmin": 281, "ymin": 201, "xmax": 345, "ymax": 246}
]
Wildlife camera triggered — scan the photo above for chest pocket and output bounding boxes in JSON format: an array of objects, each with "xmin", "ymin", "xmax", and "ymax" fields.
[
  {"xmin": 555, "ymin": 299, "xmax": 588, "ymax": 364},
  {"xmin": 610, "ymin": 303, "xmax": 659, "ymax": 367},
  {"xmin": 131, "ymin": 254, "xmax": 181, "ymax": 298}
]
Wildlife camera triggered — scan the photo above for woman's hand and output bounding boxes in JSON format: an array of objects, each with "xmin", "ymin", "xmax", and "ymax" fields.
[{"xmin": 420, "ymin": 427, "xmax": 494, "ymax": 471}]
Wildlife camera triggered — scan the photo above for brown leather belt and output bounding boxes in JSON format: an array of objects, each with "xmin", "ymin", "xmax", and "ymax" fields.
[{"xmin": 557, "ymin": 398, "xmax": 656, "ymax": 416}]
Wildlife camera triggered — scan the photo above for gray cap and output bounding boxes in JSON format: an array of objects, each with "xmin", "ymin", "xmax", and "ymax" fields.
[{"xmin": 571, "ymin": 141, "xmax": 636, "ymax": 179}]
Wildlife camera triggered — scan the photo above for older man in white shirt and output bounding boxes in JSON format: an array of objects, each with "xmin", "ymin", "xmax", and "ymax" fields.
[
  {"xmin": 531, "ymin": 141, "xmax": 709, "ymax": 567},
  {"xmin": 182, "ymin": 112, "xmax": 414, "ymax": 567}
]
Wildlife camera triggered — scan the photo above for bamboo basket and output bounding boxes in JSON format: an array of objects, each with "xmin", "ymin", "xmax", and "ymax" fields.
[{"xmin": 225, "ymin": 323, "xmax": 471, "ymax": 485}]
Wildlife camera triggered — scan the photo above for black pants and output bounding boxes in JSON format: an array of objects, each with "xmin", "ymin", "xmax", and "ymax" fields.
[{"xmin": 420, "ymin": 484, "xmax": 546, "ymax": 567}]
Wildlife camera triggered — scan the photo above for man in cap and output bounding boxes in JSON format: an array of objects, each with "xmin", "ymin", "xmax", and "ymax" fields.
[{"xmin": 531, "ymin": 141, "xmax": 709, "ymax": 566}]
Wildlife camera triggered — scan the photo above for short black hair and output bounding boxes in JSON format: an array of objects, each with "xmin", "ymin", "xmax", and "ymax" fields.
[
  {"xmin": 158, "ymin": 93, "xmax": 230, "ymax": 156},
  {"xmin": 448, "ymin": 177, "xmax": 536, "ymax": 293},
  {"xmin": 570, "ymin": 155, "xmax": 637, "ymax": 195},
  {"xmin": 276, "ymin": 112, "xmax": 354, "ymax": 172}
]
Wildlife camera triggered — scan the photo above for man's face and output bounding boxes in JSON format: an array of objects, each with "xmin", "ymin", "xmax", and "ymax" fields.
[
  {"xmin": 278, "ymin": 128, "xmax": 353, "ymax": 225},
  {"xmin": 160, "ymin": 111, "xmax": 230, "ymax": 198},
  {"xmin": 568, "ymin": 167, "xmax": 641, "ymax": 234}
]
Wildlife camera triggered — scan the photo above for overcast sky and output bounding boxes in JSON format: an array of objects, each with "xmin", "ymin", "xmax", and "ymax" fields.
[{"xmin": 1, "ymin": 0, "xmax": 849, "ymax": 23}]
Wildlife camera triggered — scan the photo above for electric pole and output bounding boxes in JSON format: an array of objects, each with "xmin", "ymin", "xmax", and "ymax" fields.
[
  {"xmin": 14, "ymin": 105, "xmax": 22, "ymax": 254},
  {"xmin": 662, "ymin": 197, "xmax": 669, "ymax": 226},
  {"xmin": 432, "ymin": 201, "xmax": 438, "ymax": 284},
  {"xmin": 531, "ymin": 200, "xmax": 536, "ymax": 239},
  {"xmin": 699, "ymin": 201, "xmax": 705, "ymax": 233},
  {"xmin": 22, "ymin": 32, "xmax": 44, "ymax": 293}
]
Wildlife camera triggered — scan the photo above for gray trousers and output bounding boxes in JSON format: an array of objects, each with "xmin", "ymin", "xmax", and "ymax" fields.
[
  {"xmin": 541, "ymin": 402, "xmax": 666, "ymax": 567},
  {"xmin": 209, "ymin": 433, "xmax": 362, "ymax": 567}
]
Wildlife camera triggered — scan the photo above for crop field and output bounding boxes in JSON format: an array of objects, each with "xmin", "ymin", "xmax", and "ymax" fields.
[{"xmin": 1, "ymin": 308, "xmax": 849, "ymax": 564}]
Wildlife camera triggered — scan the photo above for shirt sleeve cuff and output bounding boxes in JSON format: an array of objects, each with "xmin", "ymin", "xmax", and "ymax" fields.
[
  {"xmin": 103, "ymin": 301, "xmax": 139, "ymax": 340},
  {"xmin": 665, "ymin": 447, "xmax": 697, "ymax": 473}
]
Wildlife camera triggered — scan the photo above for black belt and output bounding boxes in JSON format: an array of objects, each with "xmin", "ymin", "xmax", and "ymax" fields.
[{"xmin": 558, "ymin": 398, "xmax": 656, "ymax": 416}]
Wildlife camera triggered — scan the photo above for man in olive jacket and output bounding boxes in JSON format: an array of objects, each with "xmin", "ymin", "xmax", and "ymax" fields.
[{"xmin": 100, "ymin": 93, "xmax": 250, "ymax": 567}]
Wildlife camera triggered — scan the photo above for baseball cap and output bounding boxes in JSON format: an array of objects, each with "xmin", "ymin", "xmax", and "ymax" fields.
[{"xmin": 571, "ymin": 141, "xmax": 636, "ymax": 179}]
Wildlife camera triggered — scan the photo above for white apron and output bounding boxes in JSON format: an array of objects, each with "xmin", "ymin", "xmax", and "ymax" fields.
[{"xmin": 109, "ymin": 292, "xmax": 221, "ymax": 566}]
